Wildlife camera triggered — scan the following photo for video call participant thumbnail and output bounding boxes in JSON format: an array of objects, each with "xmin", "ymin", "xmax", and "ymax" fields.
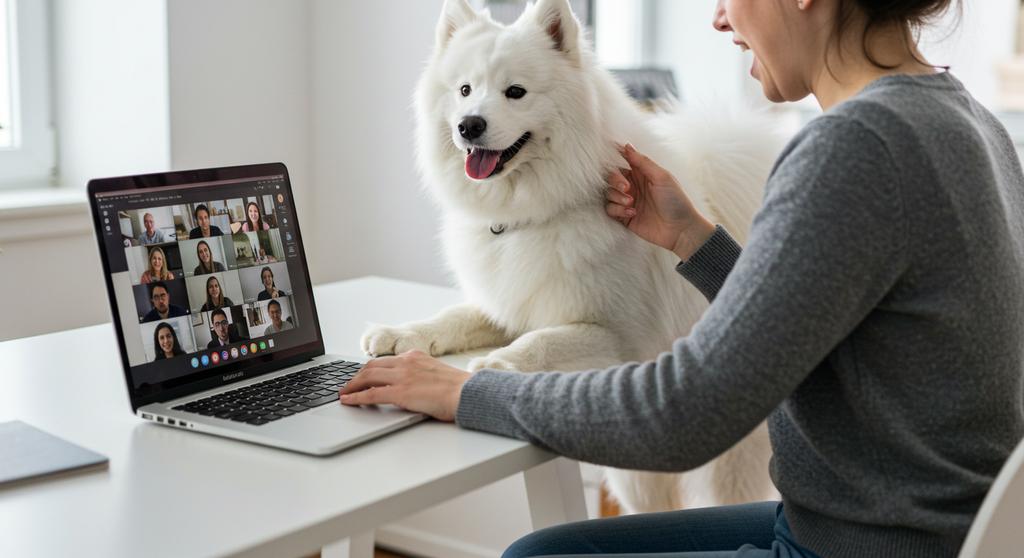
[
  {"xmin": 240, "ymin": 201, "xmax": 271, "ymax": 232},
  {"xmin": 263, "ymin": 299, "xmax": 294, "ymax": 335},
  {"xmin": 153, "ymin": 322, "xmax": 187, "ymax": 361},
  {"xmin": 140, "ymin": 246, "xmax": 175, "ymax": 284},
  {"xmin": 143, "ymin": 282, "xmax": 188, "ymax": 322},
  {"xmin": 189, "ymin": 204, "xmax": 223, "ymax": 239},
  {"xmin": 193, "ymin": 240, "xmax": 226, "ymax": 275},
  {"xmin": 138, "ymin": 212, "xmax": 166, "ymax": 245},
  {"xmin": 258, "ymin": 266, "xmax": 287, "ymax": 300},
  {"xmin": 207, "ymin": 308, "xmax": 247, "ymax": 348},
  {"xmin": 200, "ymin": 275, "xmax": 235, "ymax": 312}
]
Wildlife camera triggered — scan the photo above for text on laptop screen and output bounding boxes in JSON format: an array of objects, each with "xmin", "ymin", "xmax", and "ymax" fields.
[{"xmin": 93, "ymin": 174, "xmax": 318, "ymax": 397}]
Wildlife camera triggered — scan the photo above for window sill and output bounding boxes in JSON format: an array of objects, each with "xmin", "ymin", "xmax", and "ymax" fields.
[{"xmin": 0, "ymin": 186, "xmax": 92, "ymax": 243}]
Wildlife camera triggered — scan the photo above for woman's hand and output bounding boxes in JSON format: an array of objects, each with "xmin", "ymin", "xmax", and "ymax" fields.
[
  {"xmin": 339, "ymin": 350, "xmax": 471, "ymax": 422},
  {"xmin": 606, "ymin": 144, "xmax": 716, "ymax": 261}
]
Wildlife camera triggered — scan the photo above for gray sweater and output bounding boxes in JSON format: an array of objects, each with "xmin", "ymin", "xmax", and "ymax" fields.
[{"xmin": 456, "ymin": 72, "xmax": 1024, "ymax": 558}]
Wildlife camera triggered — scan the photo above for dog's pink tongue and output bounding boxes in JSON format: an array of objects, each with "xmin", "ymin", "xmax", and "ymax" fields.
[{"xmin": 466, "ymin": 149, "xmax": 501, "ymax": 180}]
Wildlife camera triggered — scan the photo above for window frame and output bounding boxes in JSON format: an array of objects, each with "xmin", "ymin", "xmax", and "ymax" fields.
[{"xmin": 0, "ymin": 0, "xmax": 55, "ymax": 189}]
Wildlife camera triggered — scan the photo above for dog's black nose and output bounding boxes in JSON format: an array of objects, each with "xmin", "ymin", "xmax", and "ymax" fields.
[{"xmin": 458, "ymin": 116, "xmax": 487, "ymax": 141}]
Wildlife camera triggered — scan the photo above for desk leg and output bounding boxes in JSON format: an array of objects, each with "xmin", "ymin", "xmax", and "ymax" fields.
[
  {"xmin": 523, "ymin": 457, "xmax": 588, "ymax": 530},
  {"xmin": 321, "ymin": 531, "xmax": 373, "ymax": 558}
]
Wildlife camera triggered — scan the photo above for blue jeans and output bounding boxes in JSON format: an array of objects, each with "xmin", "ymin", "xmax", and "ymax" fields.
[{"xmin": 503, "ymin": 502, "xmax": 821, "ymax": 558}]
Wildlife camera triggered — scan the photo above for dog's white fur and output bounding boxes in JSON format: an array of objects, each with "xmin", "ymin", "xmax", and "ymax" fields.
[{"xmin": 362, "ymin": 0, "xmax": 783, "ymax": 513}]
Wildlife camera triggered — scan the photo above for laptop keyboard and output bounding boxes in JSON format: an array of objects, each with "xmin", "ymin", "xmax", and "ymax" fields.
[{"xmin": 172, "ymin": 360, "xmax": 363, "ymax": 426}]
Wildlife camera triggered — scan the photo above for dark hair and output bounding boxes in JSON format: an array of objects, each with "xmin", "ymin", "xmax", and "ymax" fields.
[
  {"xmin": 194, "ymin": 204, "xmax": 210, "ymax": 220},
  {"xmin": 148, "ymin": 281, "xmax": 169, "ymax": 298},
  {"xmin": 260, "ymin": 266, "xmax": 275, "ymax": 287},
  {"xmin": 211, "ymin": 308, "xmax": 227, "ymax": 321},
  {"xmin": 834, "ymin": 0, "xmax": 960, "ymax": 70},
  {"xmin": 153, "ymin": 322, "xmax": 185, "ymax": 360},
  {"xmin": 245, "ymin": 201, "xmax": 265, "ymax": 231},
  {"xmin": 267, "ymin": 299, "xmax": 282, "ymax": 312}
]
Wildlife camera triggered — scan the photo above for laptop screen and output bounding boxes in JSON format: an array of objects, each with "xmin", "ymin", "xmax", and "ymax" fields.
[{"xmin": 89, "ymin": 164, "xmax": 324, "ymax": 409}]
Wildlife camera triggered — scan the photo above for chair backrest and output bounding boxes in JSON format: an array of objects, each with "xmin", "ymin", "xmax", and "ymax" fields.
[{"xmin": 958, "ymin": 435, "xmax": 1024, "ymax": 558}]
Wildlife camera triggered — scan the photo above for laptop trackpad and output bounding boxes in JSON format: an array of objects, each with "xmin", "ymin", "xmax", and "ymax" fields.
[{"xmin": 310, "ymin": 401, "xmax": 414, "ymax": 423}]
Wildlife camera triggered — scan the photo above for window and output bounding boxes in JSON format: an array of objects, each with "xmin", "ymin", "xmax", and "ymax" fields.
[{"xmin": 0, "ymin": 0, "xmax": 55, "ymax": 189}]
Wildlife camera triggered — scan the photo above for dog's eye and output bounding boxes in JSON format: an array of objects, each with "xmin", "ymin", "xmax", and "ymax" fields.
[
  {"xmin": 505, "ymin": 86, "xmax": 527, "ymax": 100},
  {"xmin": 460, "ymin": 84, "xmax": 472, "ymax": 97}
]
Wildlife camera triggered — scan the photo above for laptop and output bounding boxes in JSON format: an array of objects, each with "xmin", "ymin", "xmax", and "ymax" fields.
[{"xmin": 87, "ymin": 162, "xmax": 425, "ymax": 455}]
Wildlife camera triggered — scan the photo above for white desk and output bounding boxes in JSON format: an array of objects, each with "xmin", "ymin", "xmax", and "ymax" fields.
[{"xmin": 0, "ymin": 277, "xmax": 587, "ymax": 558}]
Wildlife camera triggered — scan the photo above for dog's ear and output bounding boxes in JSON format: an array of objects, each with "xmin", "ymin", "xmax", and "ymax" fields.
[
  {"xmin": 532, "ymin": 0, "xmax": 580, "ymax": 61},
  {"xmin": 436, "ymin": 0, "xmax": 478, "ymax": 51}
]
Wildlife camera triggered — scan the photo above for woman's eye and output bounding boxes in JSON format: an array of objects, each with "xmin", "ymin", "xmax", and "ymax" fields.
[
  {"xmin": 460, "ymin": 84, "xmax": 472, "ymax": 97},
  {"xmin": 505, "ymin": 86, "xmax": 527, "ymax": 99}
]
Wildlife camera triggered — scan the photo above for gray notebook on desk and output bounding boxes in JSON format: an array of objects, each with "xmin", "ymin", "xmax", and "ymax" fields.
[{"xmin": 0, "ymin": 421, "xmax": 108, "ymax": 487}]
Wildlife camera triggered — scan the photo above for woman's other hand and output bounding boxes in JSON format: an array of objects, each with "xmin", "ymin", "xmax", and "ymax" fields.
[{"xmin": 606, "ymin": 144, "xmax": 717, "ymax": 261}]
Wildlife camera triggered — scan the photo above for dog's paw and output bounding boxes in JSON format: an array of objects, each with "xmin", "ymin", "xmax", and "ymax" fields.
[
  {"xmin": 467, "ymin": 354, "xmax": 520, "ymax": 373},
  {"xmin": 360, "ymin": 324, "xmax": 436, "ymax": 357}
]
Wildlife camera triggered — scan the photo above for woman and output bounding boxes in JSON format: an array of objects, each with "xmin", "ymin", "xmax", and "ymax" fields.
[
  {"xmin": 340, "ymin": 1, "xmax": 1024, "ymax": 557},
  {"xmin": 200, "ymin": 275, "xmax": 234, "ymax": 312},
  {"xmin": 152, "ymin": 322, "xmax": 186, "ymax": 361},
  {"xmin": 193, "ymin": 240, "xmax": 226, "ymax": 275},
  {"xmin": 140, "ymin": 246, "xmax": 174, "ymax": 284},
  {"xmin": 257, "ymin": 266, "xmax": 287, "ymax": 301},
  {"xmin": 240, "ymin": 201, "xmax": 270, "ymax": 232}
]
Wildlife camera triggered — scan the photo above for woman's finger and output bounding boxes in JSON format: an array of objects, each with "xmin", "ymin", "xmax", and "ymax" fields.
[
  {"xmin": 607, "ymin": 168, "xmax": 631, "ymax": 194},
  {"xmin": 606, "ymin": 188, "xmax": 633, "ymax": 207},
  {"xmin": 606, "ymin": 202, "xmax": 636, "ymax": 221},
  {"xmin": 340, "ymin": 385, "xmax": 399, "ymax": 407},
  {"xmin": 622, "ymin": 144, "xmax": 667, "ymax": 179},
  {"xmin": 341, "ymin": 366, "xmax": 402, "ymax": 395}
]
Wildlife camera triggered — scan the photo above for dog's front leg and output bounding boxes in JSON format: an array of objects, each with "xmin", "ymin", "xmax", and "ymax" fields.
[
  {"xmin": 361, "ymin": 303, "xmax": 512, "ymax": 357},
  {"xmin": 468, "ymin": 322, "xmax": 625, "ymax": 373}
]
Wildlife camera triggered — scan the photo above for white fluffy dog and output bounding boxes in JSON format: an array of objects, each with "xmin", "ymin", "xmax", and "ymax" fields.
[{"xmin": 362, "ymin": 0, "xmax": 783, "ymax": 513}]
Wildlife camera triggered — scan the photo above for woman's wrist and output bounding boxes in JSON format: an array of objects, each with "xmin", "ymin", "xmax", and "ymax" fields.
[{"xmin": 671, "ymin": 216, "xmax": 717, "ymax": 262}]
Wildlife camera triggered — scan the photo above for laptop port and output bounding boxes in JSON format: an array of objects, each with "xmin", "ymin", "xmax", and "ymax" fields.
[
  {"xmin": 167, "ymin": 419, "xmax": 176, "ymax": 426},
  {"xmin": 141, "ymin": 413, "xmax": 153, "ymax": 420},
  {"xmin": 157, "ymin": 416, "xmax": 164, "ymax": 423}
]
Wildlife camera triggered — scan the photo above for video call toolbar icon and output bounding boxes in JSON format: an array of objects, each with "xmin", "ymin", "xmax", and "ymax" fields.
[
  {"xmin": 240, "ymin": 345, "xmax": 248, "ymax": 356},
  {"xmin": 191, "ymin": 357, "xmax": 199, "ymax": 368},
  {"xmin": 212, "ymin": 352, "xmax": 220, "ymax": 364},
  {"xmin": 221, "ymin": 350, "xmax": 229, "ymax": 361},
  {"xmin": 250, "ymin": 342, "xmax": 258, "ymax": 354},
  {"xmin": 201, "ymin": 355, "xmax": 210, "ymax": 366},
  {"xmin": 230, "ymin": 347, "xmax": 239, "ymax": 359}
]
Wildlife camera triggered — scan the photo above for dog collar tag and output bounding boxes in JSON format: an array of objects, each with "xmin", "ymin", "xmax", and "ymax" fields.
[{"xmin": 489, "ymin": 224, "xmax": 506, "ymax": 235}]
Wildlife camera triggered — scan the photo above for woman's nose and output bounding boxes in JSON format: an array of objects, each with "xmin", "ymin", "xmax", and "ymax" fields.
[{"xmin": 712, "ymin": 0, "xmax": 731, "ymax": 32}]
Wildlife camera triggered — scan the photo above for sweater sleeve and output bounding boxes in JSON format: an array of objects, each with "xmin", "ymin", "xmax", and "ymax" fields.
[
  {"xmin": 675, "ymin": 224, "xmax": 743, "ymax": 302},
  {"xmin": 456, "ymin": 116, "xmax": 909, "ymax": 471}
]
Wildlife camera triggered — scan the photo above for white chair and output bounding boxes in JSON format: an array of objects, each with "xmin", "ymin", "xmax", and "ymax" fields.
[{"xmin": 958, "ymin": 434, "xmax": 1024, "ymax": 558}]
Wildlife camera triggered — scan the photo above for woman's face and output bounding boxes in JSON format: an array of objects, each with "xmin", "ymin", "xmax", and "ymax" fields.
[
  {"xmin": 158, "ymin": 327, "xmax": 175, "ymax": 353},
  {"xmin": 208, "ymin": 279, "xmax": 221, "ymax": 299},
  {"xmin": 151, "ymin": 251, "xmax": 164, "ymax": 271},
  {"xmin": 197, "ymin": 209, "xmax": 211, "ymax": 231},
  {"xmin": 262, "ymin": 270, "xmax": 273, "ymax": 289},
  {"xmin": 248, "ymin": 205, "xmax": 260, "ymax": 224},
  {"xmin": 198, "ymin": 243, "xmax": 211, "ymax": 263},
  {"xmin": 714, "ymin": 0, "xmax": 819, "ymax": 102}
]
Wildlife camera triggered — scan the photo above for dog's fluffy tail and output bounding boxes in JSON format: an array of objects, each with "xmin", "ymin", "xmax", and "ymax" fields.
[{"xmin": 649, "ymin": 104, "xmax": 790, "ymax": 244}]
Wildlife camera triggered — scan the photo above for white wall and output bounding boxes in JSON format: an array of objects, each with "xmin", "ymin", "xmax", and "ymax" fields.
[
  {"xmin": 309, "ymin": 0, "xmax": 451, "ymax": 288},
  {"xmin": 919, "ymin": 0, "xmax": 1018, "ymax": 108}
]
